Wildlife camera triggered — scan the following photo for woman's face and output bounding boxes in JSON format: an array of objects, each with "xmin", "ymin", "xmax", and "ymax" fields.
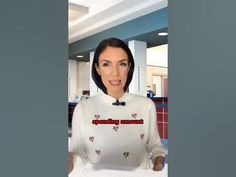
[{"xmin": 96, "ymin": 46, "xmax": 130, "ymax": 98}]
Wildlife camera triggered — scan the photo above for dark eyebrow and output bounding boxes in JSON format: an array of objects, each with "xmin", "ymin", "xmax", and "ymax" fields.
[
  {"xmin": 118, "ymin": 59, "xmax": 128, "ymax": 63},
  {"xmin": 99, "ymin": 59, "xmax": 111, "ymax": 63},
  {"xmin": 99, "ymin": 59, "xmax": 128, "ymax": 63}
]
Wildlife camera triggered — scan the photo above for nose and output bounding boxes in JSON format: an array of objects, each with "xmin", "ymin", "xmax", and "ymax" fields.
[{"xmin": 111, "ymin": 64, "xmax": 119, "ymax": 76}]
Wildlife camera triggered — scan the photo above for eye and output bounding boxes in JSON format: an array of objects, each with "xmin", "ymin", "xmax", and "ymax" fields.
[
  {"xmin": 102, "ymin": 62, "xmax": 109, "ymax": 67},
  {"xmin": 120, "ymin": 62, "xmax": 127, "ymax": 66}
]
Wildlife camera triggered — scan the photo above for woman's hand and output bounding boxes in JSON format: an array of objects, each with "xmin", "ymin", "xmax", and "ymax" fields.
[
  {"xmin": 68, "ymin": 153, "xmax": 74, "ymax": 174},
  {"xmin": 153, "ymin": 156, "xmax": 165, "ymax": 171}
]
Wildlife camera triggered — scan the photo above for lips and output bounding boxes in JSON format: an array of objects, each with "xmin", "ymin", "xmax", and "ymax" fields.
[{"xmin": 109, "ymin": 80, "xmax": 121, "ymax": 86}]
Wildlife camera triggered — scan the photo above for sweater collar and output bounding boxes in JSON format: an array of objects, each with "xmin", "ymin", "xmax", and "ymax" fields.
[{"xmin": 99, "ymin": 91, "xmax": 129, "ymax": 105}]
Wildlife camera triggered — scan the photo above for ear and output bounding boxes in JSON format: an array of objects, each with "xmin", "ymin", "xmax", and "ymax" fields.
[{"xmin": 95, "ymin": 63, "xmax": 101, "ymax": 75}]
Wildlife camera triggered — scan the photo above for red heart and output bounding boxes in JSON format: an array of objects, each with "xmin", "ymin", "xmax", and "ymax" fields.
[
  {"xmin": 113, "ymin": 126, "xmax": 119, "ymax": 132},
  {"xmin": 123, "ymin": 152, "xmax": 129, "ymax": 158},
  {"xmin": 131, "ymin": 113, "xmax": 137, "ymax": 118},
  {"xmin": 95, "ymin": 150, "xmax": 101, "ymax": 155},
  {"xmin": 140, "ymin": 134, "xmax": 144, "ymax": 139},
  {"xmin": 94, "ymin": 114, "xmax": 100, "ymax": 120},
  {"xmin": 89, "ymin": 136, "xmax": 94, "ymax": 142}
]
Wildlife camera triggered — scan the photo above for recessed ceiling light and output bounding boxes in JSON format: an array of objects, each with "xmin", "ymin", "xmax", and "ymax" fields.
[
  {"xmin": 76, "ymin": 55, "xmax": 83, "ymax": 58},
  {"xmin": 158, "ymin": 32, "xmax": 168, "ymax": 36}
]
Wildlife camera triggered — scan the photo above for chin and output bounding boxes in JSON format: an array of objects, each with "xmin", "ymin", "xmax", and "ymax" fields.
[{"xmin": 107, "ymin": 86, "xmax": 124, "ymax": 94}]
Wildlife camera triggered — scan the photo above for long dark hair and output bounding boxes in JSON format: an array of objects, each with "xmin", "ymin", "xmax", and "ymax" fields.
[{"xmin": 91, "ymin": 38, "xmax": 135, "ymax": 94}]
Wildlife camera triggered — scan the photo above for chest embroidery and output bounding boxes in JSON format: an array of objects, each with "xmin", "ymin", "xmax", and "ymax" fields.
[
  {"xmin": 94, "ymin": 114, "xmax": 100, "ymax": 120},
  {"xmin": 89, "ymin": 136, "xmax": 94, "ymax": 142},
  {"xmin": 131, "ymin": 113, "xmax": 137, "ymax": 119},
  {"xmin": 140, "ymin": 133, "xmax": 144, "ymax": 140},
  {"xmin": 113, "ymin": 126, "xmax": 119, "ymax": 132},
  {"xmin": 95, "ymin": 150, "xmax": 101, "ymax": 156},
  {"xmin": 123, "ymin": 152, "xmax": 130, "ymax": 158}
]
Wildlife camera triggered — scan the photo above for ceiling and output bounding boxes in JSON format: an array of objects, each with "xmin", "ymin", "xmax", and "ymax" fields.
[{"xmin": 68, "ymin": 0, "xmax": 168, "ymax": 61}]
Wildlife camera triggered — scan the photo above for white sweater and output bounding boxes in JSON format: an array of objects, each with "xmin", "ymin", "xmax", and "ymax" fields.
[{"xmin": 70, "ymin": 92, "xmax": 165, "ymax": 168}]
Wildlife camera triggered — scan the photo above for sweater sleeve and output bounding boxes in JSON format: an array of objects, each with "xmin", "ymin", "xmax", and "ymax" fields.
[
  {"xmin": 69, "ymin": 103, "xmax": 88, "ymax": 167},
  {"xmin": 146, "ymin": 99, "xmax": 166, "ymax": 159}
]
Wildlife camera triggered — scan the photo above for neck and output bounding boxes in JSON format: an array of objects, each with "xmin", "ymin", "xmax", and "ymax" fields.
[{"xmin": 107, "ymin": 91, "xmax": 125, "ymax": 100}]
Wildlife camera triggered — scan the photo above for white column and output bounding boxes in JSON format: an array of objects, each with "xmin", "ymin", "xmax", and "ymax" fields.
[{"xmin": 128, "ymin": 40, "xmax": 147, "ymax": 96}]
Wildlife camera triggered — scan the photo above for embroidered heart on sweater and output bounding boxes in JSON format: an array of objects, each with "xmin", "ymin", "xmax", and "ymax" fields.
[
  {"xmin": 123, "ymin": 152, "xmax": 130, "ymax": 158},
  {"xmin": 95, "ymin": 150, "xmax": 101, "ymax": 156},
  {"xmin": 140, "ymin": 133, "xmax": 144, "ymax": 140},
  {"xmin": 89, "ymin": 136, "xmax": 94, "ymax": 142},
  {"xmin": 131, "ymin": 113, "xmax": 137, "ymax": 119},
  {"xmin": 94, "ymin": 114, "xmax": 100, "ymax": 119},
  {"xmin": 113, "ymin": 126, "xmax": 119, "ymax": 132}
]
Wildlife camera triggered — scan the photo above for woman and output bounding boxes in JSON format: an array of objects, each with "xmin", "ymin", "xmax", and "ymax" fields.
[{"xmin": 68, "ymin": 38, "xmax": 165, "ymax": 173}]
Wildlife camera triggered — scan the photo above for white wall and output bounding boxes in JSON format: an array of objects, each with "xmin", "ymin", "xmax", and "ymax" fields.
[
  {"xmin": 147, "ymin": 44, "xmax": 168, "ymax": 67},
  {"xmin": 146, "ymin": 44, "xmax": 168, "ymax": 97},
  {"xmin": 68, "ymin": 60, "xmax": 77, "ymax": 102},
  {"xmin": 77, "ymin": 61, "xmax": 90, "ymax": 96},
  {"xmin": 68, "ymin": 60, "xmax": 90, "ymax": 101}
]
